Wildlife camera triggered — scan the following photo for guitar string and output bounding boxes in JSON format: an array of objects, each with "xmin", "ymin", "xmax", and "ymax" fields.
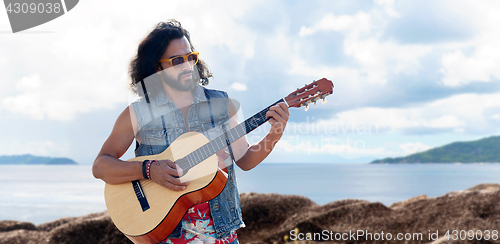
[
  {"xmin": 173, "ymin": 99, "xmax": 282, "ymax": 171},
  {"xmin": 177, "ymin": 121, "xmax": 256, "ymax": 170}
]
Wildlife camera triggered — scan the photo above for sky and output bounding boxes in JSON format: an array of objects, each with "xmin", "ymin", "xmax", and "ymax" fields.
[{"xmin": 1, "ymin": 0, "xmax": 500, "ymax": 164}]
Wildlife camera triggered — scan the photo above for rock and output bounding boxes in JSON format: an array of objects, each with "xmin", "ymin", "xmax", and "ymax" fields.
[
  {"xmin": 45, "ymin": 212, "xmax": 132, "ymax": 244},
  {"xmin": 238, "ymin": 193, "xmax": 317, "ymax": 243},
  {"xmin": 0, "ymin": 229, "xmax": 48, "ymax": 244},
  {"xmin": 37, "ymin": 212, "xmax": 108, "ymax": 232},
  {"xmin": 0, "ymin": 183, "xmax": 499, "ymax": 244},
  {"xmin": 390, "ymin": 194, "xmax": 429, "ymax": 209},
  {"xmin": 0, "ymin": 220, "xmax": 37, "ymax": 232},
  {"xmin": 0, "ymin": 211, "xmax": 131, "ymax": 244},
  {"xmin": 238, "ymin": 183, "xmax": 500, "ymax": 244}
]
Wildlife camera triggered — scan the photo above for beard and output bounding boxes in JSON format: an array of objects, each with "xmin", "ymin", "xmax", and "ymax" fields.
[{"xmin": 161, "ymin": 69, "xmax": 198, "ymax": 92}]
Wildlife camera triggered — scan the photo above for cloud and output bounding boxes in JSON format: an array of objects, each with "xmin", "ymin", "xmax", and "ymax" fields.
[
  {"xmin": 231, "ymin": 82, "xmax": 248, "ymax": 91},
  {"xmin": 0, "ymin": 14, "xmax": 140, "ymax": 121},
  {"xmin": 288, "ymin": 93, "xmax": 500, "ymax": 134},
  {"xmin": 1, "ymin": 73, "xmax": 127, "ymax": 121},
  {"xmin": 374, "ymin": 0, "xmax": 400, "ymax": 17},
  {"xmin": 299, "ymin": 12, "xmax": 371, "ymax": 37},
  {"xmin": 440, "ymin": 46, "xmax": 500, "ymax": 87},
  {"xmin": 1, "ymin": 75, "xmax": 45, "ymax": 120},
  {"xmin": 295, "ymin": 10, "xmax": 432, "ymax": 86}
]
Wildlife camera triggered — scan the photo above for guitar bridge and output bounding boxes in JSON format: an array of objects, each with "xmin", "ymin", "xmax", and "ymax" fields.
[{"xmin": 132, "ymin": 180, "xmax": 150, "ymax": 212}]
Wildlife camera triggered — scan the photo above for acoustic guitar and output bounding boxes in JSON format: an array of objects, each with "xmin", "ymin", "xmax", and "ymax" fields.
[{"xmin": 104, "ymin": 78, "xmax": 334, "ymax": 244}]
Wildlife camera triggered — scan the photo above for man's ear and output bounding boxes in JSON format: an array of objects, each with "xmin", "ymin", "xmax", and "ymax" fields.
[{"xmin": 155, "ymin": 63, "xmax": 163, "ymax": 72}]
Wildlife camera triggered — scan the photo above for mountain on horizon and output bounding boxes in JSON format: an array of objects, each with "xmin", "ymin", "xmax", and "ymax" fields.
[
  {"xmin": 371, "ymin": 135, "xmax": 500, "ymax": 164},
  {"xmin": 0, "ymin": 154, "xmax": 78, "ymax": 165}
]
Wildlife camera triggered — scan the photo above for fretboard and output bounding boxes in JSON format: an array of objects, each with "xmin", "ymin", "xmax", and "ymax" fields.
[{"xmin": 176, "ymin": 99, "xmax": 285, "ymax": 171}]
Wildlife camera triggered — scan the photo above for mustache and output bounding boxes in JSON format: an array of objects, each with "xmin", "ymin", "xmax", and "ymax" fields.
[{"xmin": 178, "ymin": 70, "xmax": 194, "ymax": 79}]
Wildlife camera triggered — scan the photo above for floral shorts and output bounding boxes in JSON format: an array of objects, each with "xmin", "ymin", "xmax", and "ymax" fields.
[{"xmin": 164, "ymin": 202, "xmax": 238, "ymax": 244}]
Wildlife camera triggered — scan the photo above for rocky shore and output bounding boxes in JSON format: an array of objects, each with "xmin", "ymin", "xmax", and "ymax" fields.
[{"xmin": 1, "ymin": 183, "xmax": 499, "ymax": 244}]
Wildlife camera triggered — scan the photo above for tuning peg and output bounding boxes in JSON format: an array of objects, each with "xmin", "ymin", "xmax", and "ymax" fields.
[{"xmin": 310, "ymin": 98, "xmax": 317, "ymax": 107}]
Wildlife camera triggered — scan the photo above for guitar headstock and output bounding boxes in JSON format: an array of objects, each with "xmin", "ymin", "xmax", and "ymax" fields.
[{"xmin": 284, "ymin": 78, "xmax": 334, "ymax": 111}]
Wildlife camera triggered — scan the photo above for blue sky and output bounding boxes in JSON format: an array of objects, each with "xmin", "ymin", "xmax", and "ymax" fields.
[{"xmin": 1, "ymin": 0, "xmax": 500, "ymax": 164}]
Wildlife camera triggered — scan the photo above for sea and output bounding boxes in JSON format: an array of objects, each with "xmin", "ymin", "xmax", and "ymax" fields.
[{"xmin": 1, "ymin": 163, "xmax": 499, "ymax": 225}]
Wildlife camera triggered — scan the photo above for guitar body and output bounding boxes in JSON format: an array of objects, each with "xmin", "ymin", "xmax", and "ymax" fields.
[{"xmin": 104, "ymin": 132, "xmax": 228, "ymax": 244}]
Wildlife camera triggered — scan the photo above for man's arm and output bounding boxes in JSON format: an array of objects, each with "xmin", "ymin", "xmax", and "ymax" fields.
[
  {"xmin": 92, "ymin": 107, "xmax": 143, "ymax": 184},
  {"xmin": 230, "ymin": 101, "xmax": 290, "ymax": 171},
  {"xmin": 92, "ymin": 106, "xmax": 188, "ymax": 191}
]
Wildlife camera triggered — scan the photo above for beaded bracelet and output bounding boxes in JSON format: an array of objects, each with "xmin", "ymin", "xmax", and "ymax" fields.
[
  {"xmin": 146, "ymin": 160, "xmax": 160, "ymax": 180},
  {"xmin": 141, "ymin": 160, "xmax": 149, "ymax": 180},
  {"xmin": 146, "ymin": 160, "xmax": 153, "ymax": 180}
]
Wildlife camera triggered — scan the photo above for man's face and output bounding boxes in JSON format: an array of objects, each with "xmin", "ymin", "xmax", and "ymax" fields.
[{"xmin": 158, "ymin": 36, "xmax": 197, "ymax": 92}]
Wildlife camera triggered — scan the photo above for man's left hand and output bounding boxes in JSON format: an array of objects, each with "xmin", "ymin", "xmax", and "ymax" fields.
[{"xmin": 266, "ymin": 102, "xmax": 290, "ymax": 138}]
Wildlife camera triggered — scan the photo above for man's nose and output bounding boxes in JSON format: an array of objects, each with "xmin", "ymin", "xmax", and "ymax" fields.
[{"xmin": 180, "ymin": 59, "xmax": 194, "ymax": 70}]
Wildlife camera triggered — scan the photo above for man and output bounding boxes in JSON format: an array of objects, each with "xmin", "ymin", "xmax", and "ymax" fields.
[{"xmin": 93, "ymin": 19, "xmax": 289, "ymax": 244}]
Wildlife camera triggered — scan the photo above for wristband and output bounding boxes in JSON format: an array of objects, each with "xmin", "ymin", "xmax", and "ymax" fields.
[{"xmin": 142, "ymin": 160, "xmax": 149, "ymax": 180}]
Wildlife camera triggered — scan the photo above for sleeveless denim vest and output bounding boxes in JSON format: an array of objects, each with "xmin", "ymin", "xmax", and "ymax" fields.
[{"xmin": 131, "ymin": 85, "xmax": 245, "ymax": 240}]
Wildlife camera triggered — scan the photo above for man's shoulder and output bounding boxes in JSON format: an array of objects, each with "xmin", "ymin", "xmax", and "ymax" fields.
[
  {"xmin": 203, "ymin": 87, "xmax": 228, "ymax": 99},
  {"xmin": 128, "ymin": 96, "xmax": 156, "ymax": 118},
  {"xmin": 129, "ymin": 96, "xmax": 148, "ymax": 108}
]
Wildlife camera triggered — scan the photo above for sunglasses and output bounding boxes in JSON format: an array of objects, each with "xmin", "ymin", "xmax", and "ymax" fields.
[{"xmin": 158, "ymin": 52, "xmax": 199, "ymax": 67}]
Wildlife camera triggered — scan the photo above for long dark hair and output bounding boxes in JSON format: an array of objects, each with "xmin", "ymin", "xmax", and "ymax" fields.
[{"xmin": 128, "ymin": 19, "xmax": 212, "ymax": 95}]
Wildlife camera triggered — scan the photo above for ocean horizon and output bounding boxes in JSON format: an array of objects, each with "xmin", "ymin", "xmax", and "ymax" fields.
[{"xmin": 1, "ymin": 163, "xmax": 499, "ymax": 225}]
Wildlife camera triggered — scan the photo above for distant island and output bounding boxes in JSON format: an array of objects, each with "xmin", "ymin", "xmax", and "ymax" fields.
[
  {"xmin": 371, "ymin": 135, "xmax": 500, "ymax": 164},
  {"xmin": 0, "ymin": 154, "xmax": 78, "ymax": 165}
]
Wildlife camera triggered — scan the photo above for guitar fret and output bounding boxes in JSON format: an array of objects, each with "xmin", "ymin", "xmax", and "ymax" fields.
[
  {"xmin": 178, "ymin": 158, "xmax": 188, "ymax": 170},
  {"xmin": 194, "ymin": 149, "xmax": 201, "ymax": 164},
  {"xmin": 209, "ymin": 142, "xmax": 216, "ymax": 155},
  {"xmin": 201, "ymin": 145, "xmax": 206, "ymax": 159},
  {"xmin": 196, "ymin": 148, "xmax": 202, "ymax": 161},
  {"xmin": 189, "ymin": 154, "xmax": 195, "ymax": 167},
  {"xmin": 227, "ymin": 131, "xmax": 233, "ymax": 144},
  {"xmin": 235, "ymin": 125, "xmax": 241, "ymax": 138},
  {"xmin": 185, "ymin": 154, "xmax": 191, "ymax": 168},
  {"xmin": 230, "ymin": 130, "xmax": 237, "ymax": 143},
  {"xmin": 208, "ymin": 141, "xmax": 215, "ymax": 155},
  {"xmin": 206, "ymin": 144, "xmax": 211, "ymax": 157},
  {"xmin": 197, "ymin": 148, "xmax": 203, "ymax": 161},
  {"xmin": 203, "ymin": 145, "xmax": 210, "ymax": 158},
  {"xmin": 216, "ymin": 138, "xmax": 221, "ymax": 150}
]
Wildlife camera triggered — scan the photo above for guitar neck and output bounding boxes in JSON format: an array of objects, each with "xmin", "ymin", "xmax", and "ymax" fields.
[{"xmin": 176, "ymin": 99, "xmax": 285, "ymax": 171}]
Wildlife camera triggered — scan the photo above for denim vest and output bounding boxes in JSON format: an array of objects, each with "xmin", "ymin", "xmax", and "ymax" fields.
[{"xmin": 131, "ymin": 85, "xmax": 245, "ymax": 240}]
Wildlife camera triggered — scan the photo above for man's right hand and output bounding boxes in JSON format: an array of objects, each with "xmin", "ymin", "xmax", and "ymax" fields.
[{"xmin": 149, "ymin": 160, "xmax": 189, "ymax": 191}]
